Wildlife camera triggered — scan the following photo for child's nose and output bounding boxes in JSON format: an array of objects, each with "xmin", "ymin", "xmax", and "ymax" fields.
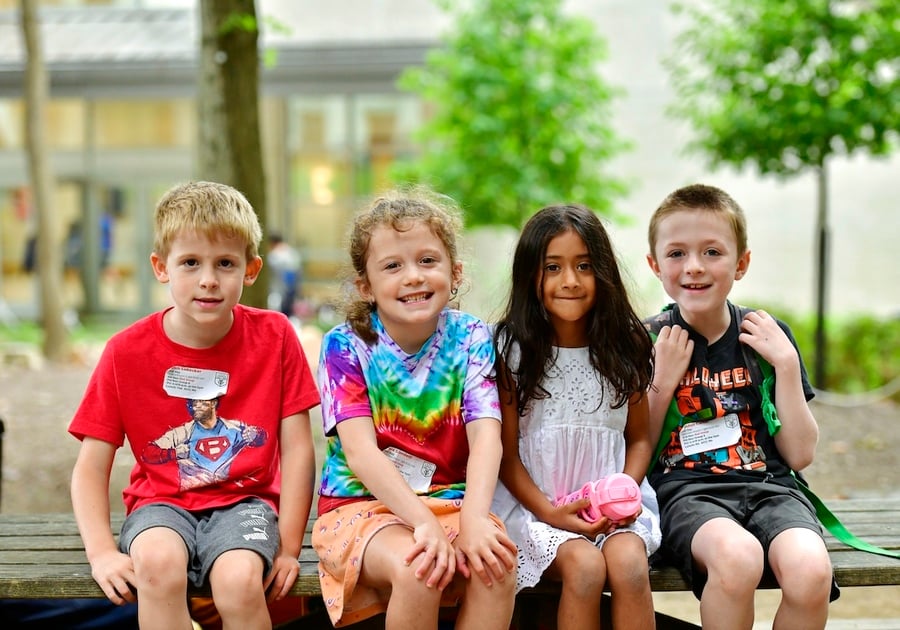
[
  {"xmin": 199, "ymin": 266, "xmax": 219, "ymax": 288},
  {"xmin": 685, "ymin": 253, "xmax": 704, "ymax": 273}
]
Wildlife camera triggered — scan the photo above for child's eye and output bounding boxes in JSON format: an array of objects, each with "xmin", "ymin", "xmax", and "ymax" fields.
[
  {"xmin": 544, "ymin": 263, "xmax": 561, "ymax": 272},
  {"xmin": 704, "ymin": 248, "xmax": 722, "ymax": 257},
  {"xmin": 183, "ymin": 258, "xmax": 199, "ymax": 267},
  {"xmin": 577, "ymin": 262, "xmax": 593, "ymax": 272},
  {"xmin": 384, "ymin": 261, "xmax": 400, "ymax": 271},
  {"xmin": 666, "ymin": 250, "xmax": 684, "ymax": 259},
  {"xmin": 219, "ymin": 260, "xmax": 235, "ymax": 269},
  {"xmin": 420, "ymin": 256, "xmax": 438, "ymax": 265}
]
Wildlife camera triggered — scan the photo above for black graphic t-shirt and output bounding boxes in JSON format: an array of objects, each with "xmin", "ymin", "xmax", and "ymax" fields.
[{"xmin": 647, "ymin": 303, "xmax": 814, "ymax": 491}]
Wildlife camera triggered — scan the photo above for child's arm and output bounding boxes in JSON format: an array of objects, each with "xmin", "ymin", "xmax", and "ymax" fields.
[
  {"xmin": 336, "ymin": 416, "xmax": 457, "ymax": 590},
  {"xmin": 71, "ymin": 437, "xmax": 136, "ymax": 605},
  {"xmin": 455, "ymin": 417, "xmax": 517, "ymax": 586},
  {"xmin": 646, "ymin": 325, "xmax": 693, "ymax": 443},
  {"xmin": 622, "ymin": 392, "xmax": 653, "ymax": 483},
  {"xmin": 496, "ymin": 367, "xmax": 606, "ymax": 538},
  {"xmin": 265, "ymin": 411, "xmax": 316, "ymax": 601},
  {"xmin": 739, "ymin": 310, "xmax": 819, "ymax": 470}
]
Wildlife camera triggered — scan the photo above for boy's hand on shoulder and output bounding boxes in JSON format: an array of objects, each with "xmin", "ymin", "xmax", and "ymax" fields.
[
  {"xmin": 739, "ymin": 310, "xmax": 798, "ymax": 373},
  {"xmin": 653, "ymin": 325, "xmax": 693, "ymax": 389},
  {"xmin": 454, "ymin": 515, "xmax": 517, "ymax": 587},
  {"xmin": 90, "ymin": 550, "xmax": 137, "ymax": 605},
  {"xmin": 265, "ymin": 551, "xmax": 301, "ymax": 601}
]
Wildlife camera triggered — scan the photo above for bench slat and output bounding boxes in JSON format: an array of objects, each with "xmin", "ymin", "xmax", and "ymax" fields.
[{"xmin": 0, "ymin": 498, "xmax": 898, "ymax": 600}]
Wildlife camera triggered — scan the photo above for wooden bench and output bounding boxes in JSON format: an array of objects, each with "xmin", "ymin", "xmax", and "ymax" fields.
[{"xmin": 0, "ymin": 498, "xmax": 898, "ymax": 628}]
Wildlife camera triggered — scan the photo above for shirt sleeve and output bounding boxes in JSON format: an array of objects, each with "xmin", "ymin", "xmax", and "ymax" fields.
[
  {"xmin": 317, "ymin": 327, "xmax": 373, "ymax": 436},
  {"xmin": 461, "ymin": 318, "xmax": 501, "ymax": 423}
]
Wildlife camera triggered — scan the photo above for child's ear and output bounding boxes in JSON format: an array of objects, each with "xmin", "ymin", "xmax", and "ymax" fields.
[
  {"xmin": 646, "ymin": 254, "xmax": 661, "ymax": 278},
  {"xmin": 243, "ymin": 256, "xmax": 263, "ymax": 285},
  {"xmin": 735, "ymin": 249, "xmax": 751, "ymax": 280},
  {"xmin": 452, "ymin": 261, "xmax": 463, "ymax": 289},
  {"xmin": 355, "ymin": 276, "xmax": 374, "ymax": 304},
  {"xmin": 150, "ymin": 252, "xmax": 169, "ymax": 283}
]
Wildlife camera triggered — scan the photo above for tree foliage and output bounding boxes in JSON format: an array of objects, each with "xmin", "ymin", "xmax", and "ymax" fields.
[
  {"xmin": 666, "ymin": 0, "xmax": 900, "ymax": 175},
  {"xmin": 396, "ymin": 0, "xmax": 630, "ymax": 228}
]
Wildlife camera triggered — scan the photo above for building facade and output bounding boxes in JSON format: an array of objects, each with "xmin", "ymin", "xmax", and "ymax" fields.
[{"xmin": 0, "ymin": 0, "xmax": 896, "ymax": 323}]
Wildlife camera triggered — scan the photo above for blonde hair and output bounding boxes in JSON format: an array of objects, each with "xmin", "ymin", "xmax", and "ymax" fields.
[
  {"xmin": 341, "ymin": 186, "xmax": 464, "ymax": 344},
  {"xmin": 153, "ymin": 181, "xmax": 262, "ymax": 260},
  {"xmin": 648, "ymin": 183, "xmax": 748, "ymax": 260}
]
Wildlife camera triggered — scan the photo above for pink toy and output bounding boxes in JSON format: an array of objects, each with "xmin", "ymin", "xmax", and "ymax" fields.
[{"xmin": 555, "ymin": 473, "xmax": 642, "ymax": 523}]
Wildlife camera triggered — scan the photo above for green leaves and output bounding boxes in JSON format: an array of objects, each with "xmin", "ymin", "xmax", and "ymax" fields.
[
  {"xmin": 667, "ymin": 0, "xmax": 900, "ymax": 177},
  {"xmin": 395, "ymin": 0, "xmax": 630, "ymax": 228}
]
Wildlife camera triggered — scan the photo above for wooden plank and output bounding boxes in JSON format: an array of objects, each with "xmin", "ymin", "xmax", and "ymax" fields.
[{"xmin": 0, "ymin": 498, "xmax": 898, "ymax": 600}]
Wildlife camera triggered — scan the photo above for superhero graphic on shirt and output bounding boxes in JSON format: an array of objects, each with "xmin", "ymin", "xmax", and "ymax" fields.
[
  {"xmin": 142, "ymin": 397, "xmax": 267, "ymax": 491},
  {"xmin": 658, "ymin": 372, "xmax": 767, "ymax": 475}
]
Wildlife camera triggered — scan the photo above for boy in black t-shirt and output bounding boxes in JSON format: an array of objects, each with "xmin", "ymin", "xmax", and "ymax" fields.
[{"xmin": 645, "ymin": 184, "xmax": 837, "ymax": 629}]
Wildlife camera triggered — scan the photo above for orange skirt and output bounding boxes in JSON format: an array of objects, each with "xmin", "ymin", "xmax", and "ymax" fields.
[{"xmin": 311, "ymin": 496, "xmax": 505, "ymax": 627}]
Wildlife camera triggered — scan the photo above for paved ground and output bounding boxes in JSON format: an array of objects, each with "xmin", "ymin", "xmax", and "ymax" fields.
[{"xmin": 0, "ymin": 340, "xmax": 897, "ymax": 627}]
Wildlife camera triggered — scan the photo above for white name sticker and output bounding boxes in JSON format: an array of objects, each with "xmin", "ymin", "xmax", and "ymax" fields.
[
  {"xmin": 383, "ymin": 447, "xmax": 436, "ymax": 493},
  {"xmin": 679, "ymin": 413, "xmax": 741, "ymax": 456},
  {"xmin": 163, "ymin": 366, "xmax": 229, "ymax": 400}
]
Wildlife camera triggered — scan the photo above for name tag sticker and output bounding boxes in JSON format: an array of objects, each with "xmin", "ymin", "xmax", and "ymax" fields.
[
  {"xmin": 383, "ymin": 447, "xmax": 436, "ymax": 493},
  {"xmin": 679, "ymin": 413, "xmax": 741, "ymax": 456},
  {"xmin": 163, "ymin": 367, "xmax": 229, "ymax": 400}
]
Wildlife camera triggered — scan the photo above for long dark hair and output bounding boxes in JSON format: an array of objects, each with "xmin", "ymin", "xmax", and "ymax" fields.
[{"xmin": 494, "ymin": 204, "xmax": 653, "ymax": 414}]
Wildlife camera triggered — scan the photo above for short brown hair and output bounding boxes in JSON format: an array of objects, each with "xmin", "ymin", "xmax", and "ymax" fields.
[{"xmin": 648, "ymin": 183, "xmax": 748, "ymax": 260}]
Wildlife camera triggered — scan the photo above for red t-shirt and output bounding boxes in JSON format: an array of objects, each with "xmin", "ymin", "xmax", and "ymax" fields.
[{"xmin": 69, "ymin": 305, "xmax": 320, "ymax": 515}]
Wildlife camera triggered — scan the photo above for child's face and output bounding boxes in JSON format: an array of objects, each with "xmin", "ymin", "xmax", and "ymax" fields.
[
  {"xmin": 357, "ymin": 221, "xmax": 461, "ymax": 353},
  {"xmin": 538, "ymin": 229, "xmax": 596, "ymax": 347},
  {"xmin": 647, "ymin": 209, "xmax": 749, "ymax": 320},
  {"xmin": 151, "ymin": 229, "xmax": 261, "ymax": 341}
]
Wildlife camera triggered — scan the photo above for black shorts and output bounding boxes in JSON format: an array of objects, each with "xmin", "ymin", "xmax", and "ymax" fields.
[{"xmin": 655, "ymin": 478, "xmax": 838, "ymax": 600}]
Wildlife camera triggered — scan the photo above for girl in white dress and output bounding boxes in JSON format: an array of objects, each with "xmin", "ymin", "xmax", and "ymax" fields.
[{"xmin": 491, "ymin": 204, "xmax": 661, "ymax": 629}]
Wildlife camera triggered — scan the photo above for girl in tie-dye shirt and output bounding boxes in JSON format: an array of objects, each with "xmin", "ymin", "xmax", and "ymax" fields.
[{"xmin": 311, "ymin": 187, "xmax": 516, "ymax": 630}]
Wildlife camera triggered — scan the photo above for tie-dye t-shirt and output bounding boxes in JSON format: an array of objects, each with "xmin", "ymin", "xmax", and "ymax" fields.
[{"xmin": 316, "ymin": 308, "xmax": 500, "ymax": 510}]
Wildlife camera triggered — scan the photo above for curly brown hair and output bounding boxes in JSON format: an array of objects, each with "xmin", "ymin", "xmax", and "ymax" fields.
[{"xmin": 338, "ymin": 186, "xmax": 464, "ymax": 344}]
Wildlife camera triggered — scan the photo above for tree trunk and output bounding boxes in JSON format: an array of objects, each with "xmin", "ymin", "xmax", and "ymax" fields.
[
  {"xmin": 197, "ymin": 0, "xmax": 268, "ymax": 308},
  {"xmin": 20, "ymin": 0, "xmax": 69, "ymax": 360},
  {"xmin": 813, "ymin": 162, "xmax": 829, "ymax": 388}
]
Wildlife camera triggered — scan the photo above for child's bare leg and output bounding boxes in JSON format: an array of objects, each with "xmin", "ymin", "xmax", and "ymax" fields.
[
  {"xmin": 360, "ymin": 525, "xmax": 442, "ymax": 630},
  {"xmin": 692, "ymin": 518, "xmax": 763, "ymax": 630},
  {"xmin": 768, "ymin": 528, "xmax": 832, "ymax": 630},
  {"xmin": 544, "ymin": 538, "xmax": 606, "ymax": 630},
  {"xmin": 129, "ymin": 527, "xmax": 193, "ymax": 630},
  {"xmin": 209, "ymin": 548, "xmax": 271, "ymax": 630},
  {"xmin": 455, "ymin": 558, "xmax": 516, "ymax": 630},
  {"xmin": 603, "ymin": 532, "xmax": 655, "ymax": 630}
]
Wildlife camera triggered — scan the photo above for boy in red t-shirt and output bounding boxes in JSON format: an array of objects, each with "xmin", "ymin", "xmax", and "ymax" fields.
[{"xmin": 69, "ymin": 181, "xmax": 319, "ymax": 629}]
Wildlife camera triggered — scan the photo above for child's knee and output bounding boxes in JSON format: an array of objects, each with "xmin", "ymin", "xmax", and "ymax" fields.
[
  {"xmin": 209, "ymin": 549, "xmax": 266, "ymax": 597},
  {"xmin": 558, "ymin": 545, "xmax": 607, "ymax": 595},
  {"xmin": 130, "ymin": 531, "xmax": 188, "ymax": 589}
]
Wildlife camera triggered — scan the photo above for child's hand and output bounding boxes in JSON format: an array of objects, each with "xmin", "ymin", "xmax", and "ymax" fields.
[
  {"xmin": 653, "ymin": 325, "xmax": 693, "ymax": 390},
  {"xmin": 405, "ymin": 521, "xmax": 457, "ymax": 590},
  {"xmin": 738, "ymin": 310, "xmax": 797, "ymax": 371},
  {"xmin": 454, "ymin": 515, "xmax": 517, "ymax": 587},
  {"xmin": 90, "ymin": 549, "xmax": 137, "ymax": 605},
  {"xmin": 609, "ymin": 505, "xmax": 642, "ymax": 530},
  {"xmin": 546, "ymin": 498, "xmax": 598, "ymax": 535},
  {"xmin": 264, "ymin": 551, "xmax": 301, "ymax": 601}
]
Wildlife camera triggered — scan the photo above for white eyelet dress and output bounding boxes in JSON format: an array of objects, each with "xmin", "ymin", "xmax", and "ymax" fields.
[{"xmin": 490, "ymin": 345, "xmax": 662, "ymax": 592}]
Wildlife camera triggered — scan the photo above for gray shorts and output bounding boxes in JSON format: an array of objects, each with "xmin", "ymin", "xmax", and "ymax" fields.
[
  {"xmin": 118, "ymin": 498, "xmax": 280, "ymax": 588},
  {"xmin": 655, "ymin": 478, "xmax": 837, "ymax": 600}
]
